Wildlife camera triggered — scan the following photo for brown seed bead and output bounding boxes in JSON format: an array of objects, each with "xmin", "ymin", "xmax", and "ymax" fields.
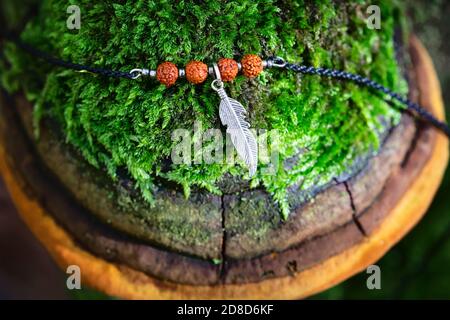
[
  {"xmin": 156, "ymin": 62, "xmax": 178, "ymax": 87},
  {"xmin": 217, "ymin": 58, "xmax": 239, "ymax": 82},
  {"xmin": 185, "ymin": 60, "xmax": 208, "ymax": 84},
  {"xmin": 241, "ymin": 54, "xmax": 263, "ymax": 78}
]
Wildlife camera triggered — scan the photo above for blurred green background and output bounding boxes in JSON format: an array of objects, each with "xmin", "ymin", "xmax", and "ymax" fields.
[
  {"xmin": 0, "ymin": 0, "xmax": 449, "ymax": 299},
  {"xmin": 314, "ymin": 0, "xmax": 450, "ymax": 299}
]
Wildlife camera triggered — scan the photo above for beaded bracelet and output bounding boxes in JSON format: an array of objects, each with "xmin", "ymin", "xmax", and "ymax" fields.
[
  {"xmin": 130, "ymin": 54, "xmax": 265, "ymax": 86},
  {"xmin": 1, "ymin": 31, "xmax": 449, "ymax": 176}
]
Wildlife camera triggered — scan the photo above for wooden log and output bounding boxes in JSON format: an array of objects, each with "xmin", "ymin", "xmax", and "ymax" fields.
[{"xmin": 0, "ymin": 36, "xmax": 447, "ymax": 299}]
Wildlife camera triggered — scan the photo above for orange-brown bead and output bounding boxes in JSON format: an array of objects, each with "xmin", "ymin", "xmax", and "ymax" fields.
[
  {"xmin": 156, "ymin": 62, "xmax": 178, "ymax": 87},
  {"xmin": 185, "ymin": 60, "xmax": 208, "ymax": 84},
  {"xmin": 241, "ymin": 54, "xmax": 263, "ymax": 78},
  {"xmin": 218, "ymin": 58, "xmax": 239, "ymax": 82}
]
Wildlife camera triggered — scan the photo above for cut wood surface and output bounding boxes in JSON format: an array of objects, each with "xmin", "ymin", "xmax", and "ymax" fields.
[{"xmin": 0, "ymin": 36, "xmax": 447, "ymax": 298}]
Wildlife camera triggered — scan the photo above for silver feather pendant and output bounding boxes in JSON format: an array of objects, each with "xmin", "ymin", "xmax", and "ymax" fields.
[{"xmin": 211, "ymin": 78, "xmax": 258, "ymax": 176}]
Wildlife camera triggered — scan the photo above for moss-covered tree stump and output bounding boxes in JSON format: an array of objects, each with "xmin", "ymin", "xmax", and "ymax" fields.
[{"xmin": 0, "ymin": 1, "xmax": 448, "ymax": 299}]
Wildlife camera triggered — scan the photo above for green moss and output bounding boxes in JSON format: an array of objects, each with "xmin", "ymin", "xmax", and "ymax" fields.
[
  {"xmin": 1, "ymin": 0, "xmax": 407, "ymax": 218},
  {"xmin": 227, "ymin": 193, "xmax": 281, "ymax": 240}
]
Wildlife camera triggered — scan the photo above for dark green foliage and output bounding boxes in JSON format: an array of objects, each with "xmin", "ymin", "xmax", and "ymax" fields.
[{"xmin": 1, "ymin": 0, "xmax": 406, "ymax": 218}]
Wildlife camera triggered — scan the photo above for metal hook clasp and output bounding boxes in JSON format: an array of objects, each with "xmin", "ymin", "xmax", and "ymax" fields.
[
  {"xmin": 129, "ymin": 68, "xmax": 150, "ymax": 79},
  {"xmin": 266, "ymin": 56, "xmax": 286, "ymax": 68}
]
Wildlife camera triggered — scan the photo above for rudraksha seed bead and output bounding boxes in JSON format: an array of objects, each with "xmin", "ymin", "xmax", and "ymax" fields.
[
  {"xmin": 218, "ymin": 58, "xmax": 239, "ymax": 82},
  {"xmin": 185, "ymin": 60, "xmax": 208, "ymax": 84},
  {"xmin": 156, "ymin": 62, "xmax": 178, "ymax": 87},
  {"xmin": 241, "ymin": 54, "xmax": 263, "ymax": 78}
]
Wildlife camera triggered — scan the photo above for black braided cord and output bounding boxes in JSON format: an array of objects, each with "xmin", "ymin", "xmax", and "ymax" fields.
[
  {"xmin": 1, "ymin": 31, "xmax": 449, "ymax": 138},
  {"xmin": 268, "ymin": 57, "xmax": 450, "ymax": 138},
  {"xmin": 0, "ymin": 31, "xmax": 136, "ymax": 79}
]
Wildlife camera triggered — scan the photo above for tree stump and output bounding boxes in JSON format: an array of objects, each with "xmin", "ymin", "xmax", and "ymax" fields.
[{"xmin": 0, "ymin": 36, "xmax": 448, "ymax": 299}]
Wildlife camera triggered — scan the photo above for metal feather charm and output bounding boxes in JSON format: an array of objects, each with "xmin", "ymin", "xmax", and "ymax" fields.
[{"xmin": 211, "ymin": 78, "xmax": 258, "ymax": 176}]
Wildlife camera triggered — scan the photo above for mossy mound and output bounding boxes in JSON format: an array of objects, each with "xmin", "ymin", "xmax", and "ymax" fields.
[{"xmin": 1, "ymin": 0, "xmax": 407, "ymax": 218}]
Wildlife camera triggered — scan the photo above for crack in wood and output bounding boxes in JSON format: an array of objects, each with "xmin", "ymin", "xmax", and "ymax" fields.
[
  {"xmin": 219, "ymin": 193, "xmax": 227, "ymax": 283},
  {"xmin": 343, "ymin": 180, "xmax": 368, "ymax": 237}
]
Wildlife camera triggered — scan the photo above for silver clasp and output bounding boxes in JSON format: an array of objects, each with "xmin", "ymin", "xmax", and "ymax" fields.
[
  {"xmin": 265, "ymin": 56, "xmax": 286, "ymax": 68},
  {"xmin": 129, "ymin": 68, "xmax": 151, "ymax": 79}
]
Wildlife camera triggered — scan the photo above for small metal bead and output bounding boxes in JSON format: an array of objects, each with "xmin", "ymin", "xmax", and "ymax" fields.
[
  {"xmin": 179, "ymin": 68, "xmax": 186, "ymax": 78},
  {"xmin": 141, "ymin": 69, "xmax": 150, "ymax": 76},
  {"xmin": 208, "ymin": 66, "xmax": 214, "ymax": 76},
  {"xmin": 237, "ymin": 62, "xmax": 242, "ymax": 71},
  {"xmin": 149, "ymin": 70, "xmax": 156, "ymax": 78},
  {"xmin": 262, "ymin": 60, "xmax": 272, "ymax": 68}
]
